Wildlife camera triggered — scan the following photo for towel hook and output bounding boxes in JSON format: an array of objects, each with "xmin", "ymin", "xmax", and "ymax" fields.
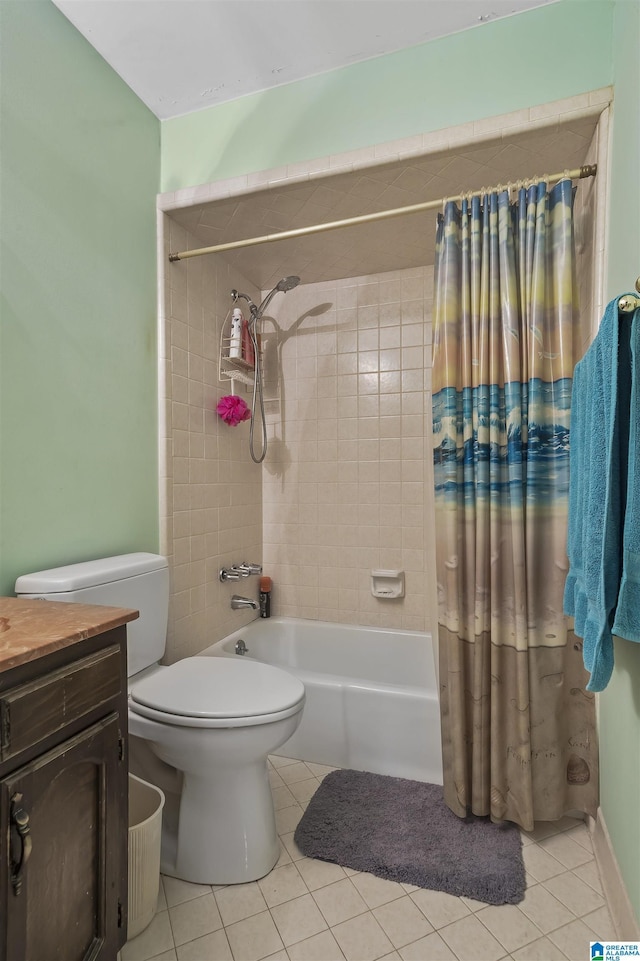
[{"xmin": 618, "ymin": 277, "xmax": 640, "ymax": 314}]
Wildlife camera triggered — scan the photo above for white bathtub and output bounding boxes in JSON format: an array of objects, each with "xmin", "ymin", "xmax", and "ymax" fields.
[{"xmin": 203, "ymin": 617, "xmax": 443, "ymax": 784}]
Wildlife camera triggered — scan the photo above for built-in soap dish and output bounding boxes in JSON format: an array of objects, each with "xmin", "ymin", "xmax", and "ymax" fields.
[{"xmin": 370, "ymin": 569, "xmax": 404, "ymax": 599}]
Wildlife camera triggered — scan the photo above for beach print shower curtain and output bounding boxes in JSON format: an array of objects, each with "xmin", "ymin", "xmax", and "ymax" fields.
[{"xmin": 432, "ymin": 180, "xmax": 598, "ymax": 830}]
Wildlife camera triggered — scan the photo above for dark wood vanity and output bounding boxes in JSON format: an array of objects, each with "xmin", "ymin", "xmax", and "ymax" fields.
[{"xmin": 0, "ymin": 597, "xmax": 137, "ymax": 961}]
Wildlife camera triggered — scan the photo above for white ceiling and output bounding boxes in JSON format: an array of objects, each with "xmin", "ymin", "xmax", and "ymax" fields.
[
  {"xmin": 53, "ymin": 0, "xmax": 557, "ymax": 120},
  {"xmin": 53, "ymin": 0, "xmax": 594, "ymax": 288}
]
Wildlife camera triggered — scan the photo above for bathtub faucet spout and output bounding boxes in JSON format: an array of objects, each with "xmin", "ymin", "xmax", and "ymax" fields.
[{"xmin": 231, "ymin": 595, "xmax": 258, "ymax": 611}]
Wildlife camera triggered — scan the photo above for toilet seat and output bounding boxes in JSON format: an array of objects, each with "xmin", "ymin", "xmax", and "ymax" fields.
[{"xmin": 129, "ymin": 656, "xmax": 305, "ymax": 729}]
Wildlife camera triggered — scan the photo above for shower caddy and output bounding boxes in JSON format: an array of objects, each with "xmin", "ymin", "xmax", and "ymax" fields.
[{"xmin": 218, "ymin": 309, "xmax": 259, "ymax": 390}]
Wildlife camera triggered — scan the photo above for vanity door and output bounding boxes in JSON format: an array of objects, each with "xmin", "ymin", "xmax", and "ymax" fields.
[{"xmin": 1, "ymin": 715, "xmax": 121, "ymax": 961}]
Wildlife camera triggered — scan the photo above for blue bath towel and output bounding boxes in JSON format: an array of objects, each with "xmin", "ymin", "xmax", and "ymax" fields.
[{"xmin": 564, "ymin": 296, "xmax": 640, "ymax": 691}]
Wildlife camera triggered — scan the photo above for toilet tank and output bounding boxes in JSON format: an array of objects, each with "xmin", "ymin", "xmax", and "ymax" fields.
[{"xmin": 14, "ymin": 553, "xmax": 169, "ymax": 678}]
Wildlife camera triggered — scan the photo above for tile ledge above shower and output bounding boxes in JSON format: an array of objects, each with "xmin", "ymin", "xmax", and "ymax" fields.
[{"xmin": 157, "ymin": 86, "xmax": 613, "ymax": 214}]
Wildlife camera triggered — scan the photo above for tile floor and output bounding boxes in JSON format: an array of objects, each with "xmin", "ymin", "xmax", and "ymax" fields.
[{"xmin": 121, "ymin": 757, "xmax": 616, "ymax": 961}]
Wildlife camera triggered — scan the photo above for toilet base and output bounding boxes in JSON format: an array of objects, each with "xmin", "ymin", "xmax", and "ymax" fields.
[
  {"xmin": 129, "ymin": 703, "xmax": 304, "ymax": 885},
  {"xmin": 171, "ymin": 759, "xmax": 280, "ymax": 884}
]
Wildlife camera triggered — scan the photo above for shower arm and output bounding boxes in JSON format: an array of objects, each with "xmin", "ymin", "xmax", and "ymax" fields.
[{"xmin": 231, "ymin": 290, "xmax": 258, "ymax": 316}]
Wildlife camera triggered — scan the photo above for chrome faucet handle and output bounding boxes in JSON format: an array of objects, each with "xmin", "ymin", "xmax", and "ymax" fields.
[{"xmin": 220, "ymin": 563, "xmax": 262, "ymax": 581}]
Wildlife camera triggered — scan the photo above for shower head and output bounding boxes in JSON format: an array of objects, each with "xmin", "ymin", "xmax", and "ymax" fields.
[
  {"xmin": 252, "ymin": 275, "xmax": 302, "ymax": 319},
  {"xmin": 276, "ymin": 276, "xmax": 300, "ymax": 293}
]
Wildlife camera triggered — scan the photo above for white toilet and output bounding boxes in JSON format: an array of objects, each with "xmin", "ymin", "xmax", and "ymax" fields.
[{"xmin": 15, "ymin": 552, "xmax": 305, "ymax": 885}]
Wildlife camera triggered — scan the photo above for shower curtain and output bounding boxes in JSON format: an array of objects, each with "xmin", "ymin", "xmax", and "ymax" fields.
[{"xmin": 432, "ymin": 179, "xmax": 598, "ymax": 830}]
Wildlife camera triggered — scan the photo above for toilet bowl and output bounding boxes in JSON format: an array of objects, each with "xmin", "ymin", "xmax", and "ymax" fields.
[
  {"xmin": 128, "ymin": 657, "xmax": 304, "ymax": 883},
  {"xmin": 15, "ymin": 553, "xmax": 305, "ymax": 885}
]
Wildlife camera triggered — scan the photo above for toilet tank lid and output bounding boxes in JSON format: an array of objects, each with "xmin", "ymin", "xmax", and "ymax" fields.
[{"xmin": 15, "ymin": 553, "xmax": 168, "ymax": 594}]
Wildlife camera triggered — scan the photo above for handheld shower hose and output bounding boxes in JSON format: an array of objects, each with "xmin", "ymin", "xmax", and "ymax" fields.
[{"xmin": 231, "ymin": 276, "xmax": 300, "ymax": 463}]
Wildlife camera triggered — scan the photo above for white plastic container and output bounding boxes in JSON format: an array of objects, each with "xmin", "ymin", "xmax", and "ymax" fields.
[
  {"xmin": 128, "ymin": 773, "xmax": 165, "ymax": 940},
  {"xmin": 229, "ymin": 307, "xmax": 243, "ymax": 358}
]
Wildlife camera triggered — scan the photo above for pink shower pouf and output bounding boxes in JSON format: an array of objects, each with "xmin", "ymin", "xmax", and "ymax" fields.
[{"xmin": 216, "ymin": 394, "xmax": 251, "ymax": 426}]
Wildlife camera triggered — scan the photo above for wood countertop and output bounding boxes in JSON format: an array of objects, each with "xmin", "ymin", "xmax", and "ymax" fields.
[{"xmin": 0, "ymin": 597, "xmax": 139, "ymax": 673}]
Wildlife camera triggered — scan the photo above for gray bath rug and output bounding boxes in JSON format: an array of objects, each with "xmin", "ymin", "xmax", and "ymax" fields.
[{"xmin": 294, "ymin": 769, "xmax": 526, "ymax": 905}]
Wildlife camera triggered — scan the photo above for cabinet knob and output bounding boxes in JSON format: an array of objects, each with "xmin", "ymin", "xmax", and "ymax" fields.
[{"xmin": 10, "ymin": 792, "xmax": 32, "ymax": 896}]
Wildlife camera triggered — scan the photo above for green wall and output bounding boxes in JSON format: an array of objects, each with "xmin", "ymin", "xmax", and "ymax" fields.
[
  {"xmin": 161, "ymin": 0, "xmax": 613, "ymax": 191},
  {"xmin": 600, "ymin": 0, "xmax": 640, "ymax": 922},
  {"xmin": 0, "ymin": 1, "xmax": 160, "ymax": 595}
]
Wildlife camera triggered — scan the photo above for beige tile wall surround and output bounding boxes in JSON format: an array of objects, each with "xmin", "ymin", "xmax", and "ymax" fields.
[
  {"xmin": 593, "ymin": 106, "xmax": 610, "ymax": 331},
  {"xmin": 574, "ymin": 126, "xmax": 599, "ymax": 363},
  {"xmin": 161, "ymin": 215, "xmax": 264, "ymax": 664},
  {"xmin": 572, "ymin": 105, "xmax": 609, "ymax": 361},
  {"xmin": 158, "ymin": 87, "xmax": 612, "ymax": 658},
  {"xmin": 260, "ymin": 267, "xmax": 434, "ymax": 632}
]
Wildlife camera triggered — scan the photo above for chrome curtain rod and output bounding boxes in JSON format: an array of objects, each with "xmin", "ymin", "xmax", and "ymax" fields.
[{"xmin": 168, "ymin": 164, "xmax": 597, "ymax": 263}]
